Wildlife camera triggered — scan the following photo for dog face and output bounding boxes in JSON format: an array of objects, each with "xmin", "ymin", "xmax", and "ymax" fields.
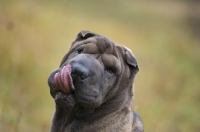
[{"xmin": 48, "ymin": 31, "xmax": 139, "ymax": 117}]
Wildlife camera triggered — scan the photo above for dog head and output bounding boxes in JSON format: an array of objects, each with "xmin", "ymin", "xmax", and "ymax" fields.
[{"xmin": 48, "ymin": 31, "xmax": 139, "ymax": 117}]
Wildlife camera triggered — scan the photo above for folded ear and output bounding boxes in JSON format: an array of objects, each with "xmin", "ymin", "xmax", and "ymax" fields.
[
  {"xmin": 75, "ymin": 30, "xmax": 96, "ymax": 41},
  {"xmin": 125, "ymin": 49, "xmax": 139, "ymax": 73}
]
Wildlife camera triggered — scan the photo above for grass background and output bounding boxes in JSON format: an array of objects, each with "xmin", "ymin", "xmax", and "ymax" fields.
[{"xmin": 0, "ymin": 0, "xmax": 200, "ymax": 132}]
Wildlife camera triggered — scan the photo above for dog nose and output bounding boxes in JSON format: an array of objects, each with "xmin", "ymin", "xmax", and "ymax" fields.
[{"xmin": 71, "ymin": 63, "xmax": 89, "ymax": 80}]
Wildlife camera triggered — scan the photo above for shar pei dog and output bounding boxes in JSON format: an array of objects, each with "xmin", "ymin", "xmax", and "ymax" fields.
[{"xmin": 48, "ymin": 31, "xmax": 143, "ymax": 132}]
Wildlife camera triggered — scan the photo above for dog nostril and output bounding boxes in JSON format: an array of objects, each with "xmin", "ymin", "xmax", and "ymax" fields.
[
  {"xmin": 71, "ymin": 65, "xmax": 89, "ymax": 80},
  {"xmin": 80, "ymin": 72, "xmax": 88, "ymax": 80},
  {"xmin": 71, "ymin": 69, "xmax": 76, "ymax": 75}
]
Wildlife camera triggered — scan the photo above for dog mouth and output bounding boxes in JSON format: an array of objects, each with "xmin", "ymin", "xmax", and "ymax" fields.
[
  {"xmin": 53, "ymin": 64, "xmax": 75, "ymax": 95},
  {"xmin": 53, "ymin": 64, "xmax": 77, "ymax": 109},
  {"xmin": 52, "ymin": 64, "xmax": 99, "ymax": 111}
]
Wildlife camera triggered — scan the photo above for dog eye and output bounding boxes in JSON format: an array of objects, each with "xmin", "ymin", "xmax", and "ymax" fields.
[
  {"xmin": 76, "ymin": 46, "xmax": 84, "ymax": 54},
  {"xmin": 106, "ymin": 67, "xmax": 116, "ymax": 74},
  {"xmin": 78, "ymin": 49, "xmax": 83, "ymax": 54}
]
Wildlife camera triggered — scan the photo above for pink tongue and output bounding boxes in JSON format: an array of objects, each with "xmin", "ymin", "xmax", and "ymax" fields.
[{"xmin": 54, "ymin": 64, "xmax": 74, "ymax": 94}]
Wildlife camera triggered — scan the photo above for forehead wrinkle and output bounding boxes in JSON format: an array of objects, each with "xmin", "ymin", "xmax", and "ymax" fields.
[
  {"xmin": 84, "ymin": 43, "xmax": 99, "ymax": 54},
  {"xmin": 70, "ymin": 37, "xmax": 97, "ymax": 50},
  {"xmin": 60, "ymin": 38, "xmax": 97, "ymax": 66},
  {"xmin": 101, "ymin": 53, "xmax": 121, "ymax": 73},
  {"xmin": 96, "ymin": 37, "xmax": 116, "ymax": 55}
]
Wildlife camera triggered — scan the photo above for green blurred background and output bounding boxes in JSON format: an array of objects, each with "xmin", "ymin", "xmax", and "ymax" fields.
[{"xmin": 0, "ymin": 0, "xmax": 200, "ymax": 132}]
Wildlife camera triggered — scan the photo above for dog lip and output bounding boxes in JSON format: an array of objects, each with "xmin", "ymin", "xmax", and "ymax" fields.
[{"xmin": 53, "ymin": 64, "xmax": 75, "ymax": 94}]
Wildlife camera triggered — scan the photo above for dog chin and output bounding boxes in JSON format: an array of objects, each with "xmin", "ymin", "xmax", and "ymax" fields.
[
  {"xmin": 75, "ymin": 92, "xmax": 102, "ymax": 109},
  {"xmin": 54, "ymin": 91, "xmax": 100, "ymax": 114}
]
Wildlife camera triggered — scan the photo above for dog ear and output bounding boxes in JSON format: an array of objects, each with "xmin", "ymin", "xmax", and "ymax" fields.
[
  {"xmin": 125, "ymin": 49, "xmax": 139, "ymax": 73},
  {"xmin": 75, "ymin": 30, "xmax": 96, "ymax": 41}
]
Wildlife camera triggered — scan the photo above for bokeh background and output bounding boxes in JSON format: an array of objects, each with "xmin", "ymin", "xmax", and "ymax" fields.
[{"xmin": 0, "ymin": 0, "xmax": 200, "ymax": 132}]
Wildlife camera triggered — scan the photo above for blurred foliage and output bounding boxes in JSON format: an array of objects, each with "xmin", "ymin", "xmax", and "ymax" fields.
[{"xmin": 0, "ymin": 0, "xmax": 200, "ymax": 132}]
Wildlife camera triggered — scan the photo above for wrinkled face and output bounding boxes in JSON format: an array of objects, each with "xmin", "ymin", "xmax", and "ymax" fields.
[
  {"xmin": 48, "ymin": 37, "xmax": 124, "ymax": 116},
  {"xmin": 48, "ymin": 31, "xmax": 139, "ymax": 117}
]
